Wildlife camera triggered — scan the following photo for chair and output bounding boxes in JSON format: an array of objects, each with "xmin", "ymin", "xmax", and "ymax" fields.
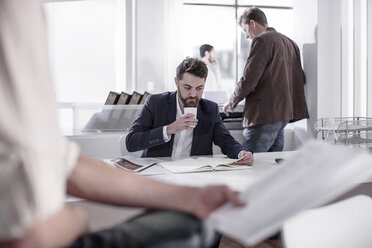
[{"xmin": 282, "ymin": 195, "xmax": 372, "ymax": 248}]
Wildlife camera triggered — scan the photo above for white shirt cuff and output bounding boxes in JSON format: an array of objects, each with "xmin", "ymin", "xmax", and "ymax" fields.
[{"xmin": 163, "ymin": 126, "xmax": 171, "ymax": 142}]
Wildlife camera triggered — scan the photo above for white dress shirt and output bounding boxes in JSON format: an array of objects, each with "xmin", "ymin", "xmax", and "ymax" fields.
[
  {"xmin": 0, "ymin": 0, "xmax": 79, "ymax": 240},
  {"xmin": 162, "ymin": 94, "xmax": 194, "ymax": 158}
]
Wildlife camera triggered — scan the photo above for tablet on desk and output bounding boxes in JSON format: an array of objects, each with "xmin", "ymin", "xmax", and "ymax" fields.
[{"xmin": 109, "ymin": 155, "xmax": 162, "ymax": 173}]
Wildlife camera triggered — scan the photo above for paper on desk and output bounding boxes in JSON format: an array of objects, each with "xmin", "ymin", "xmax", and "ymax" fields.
[{"xmin": 207, "ymin": 140, "xmax": 372, "ymax": 246}]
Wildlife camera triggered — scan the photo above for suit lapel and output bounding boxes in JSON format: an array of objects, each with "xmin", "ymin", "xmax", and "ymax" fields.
[
  {"xmin": 168, "ymin": 91, "xmax": 177, "ymax": 124},
  {"xmin": 191, "ymin": 101, "xmax": 203, "ymax": 155},
  {"xmin": 167, "ymin": 91, "xmax": 177, "ymax": 155}
]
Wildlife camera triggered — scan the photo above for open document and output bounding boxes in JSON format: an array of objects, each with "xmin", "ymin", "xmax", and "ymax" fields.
[
  {"xmin": 207, "ymin": 140, "xmax": 372, "ymax": 246},
  {"xmin": 159, "ymin": 157, "xmax": 251, "ymax": 173}
]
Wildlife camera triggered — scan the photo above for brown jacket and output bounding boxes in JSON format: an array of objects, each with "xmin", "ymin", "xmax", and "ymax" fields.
[{"xmin": 230, "ymin": 28, "xmax": 309, "ymax": 127}]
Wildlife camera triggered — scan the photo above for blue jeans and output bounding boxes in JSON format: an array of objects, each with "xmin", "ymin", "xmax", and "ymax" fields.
[
  {"xmin": 243, "ymin": 121, "xmax": 289, "ymax": 153},
  {"xmin": 68, "ymin": 210, "xmax": 221, "ymax": 248}
]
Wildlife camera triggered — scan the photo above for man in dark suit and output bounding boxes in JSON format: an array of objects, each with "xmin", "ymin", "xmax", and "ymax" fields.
[
  {"xmin": 126, "ymin": 58, "xmax": 253, "ymax": 165},
  {"xmin": 223, "ymin": 8, "xmax": 309, "ymax": 153}
]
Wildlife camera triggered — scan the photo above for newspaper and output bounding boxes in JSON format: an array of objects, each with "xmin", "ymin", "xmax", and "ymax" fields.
[{"xmin": 208, "ymin": 140, "xmax": 372, "ymax": 246}]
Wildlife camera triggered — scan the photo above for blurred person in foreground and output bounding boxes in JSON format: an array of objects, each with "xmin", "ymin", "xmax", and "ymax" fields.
[{"xmin": 0, "ymin": 1, "xmax": 245, "ymax": 247}]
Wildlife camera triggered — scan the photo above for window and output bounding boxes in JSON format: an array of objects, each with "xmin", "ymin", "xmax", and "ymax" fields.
[
  {"xmin": 178, "ymin": 1, "xmax": 293, "ymax": 96},
  {"xmin": 181, "ymin": 5, "xmax": 236, "ymax": 95},
  {"xmin": 44, "ymin": 0, "xmax": 125, "ymax": 132},
  {"xmin": 46, "ymin": 0, "xmax": 294, "ymax": 132},
  {"xmin": 340, "ymin": 0, "xmax": 370, "ymax": 117},
  {"xmin": 44, "ymin": 0, "xmax": 125, "ymax": 103}
]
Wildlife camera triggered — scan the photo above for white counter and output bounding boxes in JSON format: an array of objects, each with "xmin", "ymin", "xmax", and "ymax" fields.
[{"xmin": 66, "ymin": 128, "xmax": 299, "ymax": 159}]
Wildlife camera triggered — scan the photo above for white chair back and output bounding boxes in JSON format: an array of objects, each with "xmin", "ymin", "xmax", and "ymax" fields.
[{"xmin": 282, "ymin": 195, "xmax": 372, "ymax": 248}]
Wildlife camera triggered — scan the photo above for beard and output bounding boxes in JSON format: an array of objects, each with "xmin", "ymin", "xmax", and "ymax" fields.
[{"xmin": 178, "ymin": 90, "xmax": 200, "ymax": 107}]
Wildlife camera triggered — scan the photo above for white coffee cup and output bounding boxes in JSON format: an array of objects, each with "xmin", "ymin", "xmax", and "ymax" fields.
[{"xmin": 183, "ymin": 107, "xmax": 197, "ymax": 127}]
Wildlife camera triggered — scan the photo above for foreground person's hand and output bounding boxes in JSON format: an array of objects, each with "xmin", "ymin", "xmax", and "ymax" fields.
[
  {"xmin": 238, "ymin": 151, "xmax": 254, "ymax": 166},
  {"xmin": 188, "ymin": 185, "xmax": 245, "ymax": 219}
]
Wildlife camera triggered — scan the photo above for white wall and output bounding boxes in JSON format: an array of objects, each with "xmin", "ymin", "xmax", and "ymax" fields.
[
  {"xmin": 295, "ymin": 0, "xmax": 372, "ymax": 124},
  {"xmin": 293, "ymin": 0, "xmax": 372, "ymax": 140},
  {"xmin": 293, "ymin": 0, "xmax": 318, "ymax": 140},
  {"xmin": 368, "ymin": 1, "xmax": 372, "ymax": 117},
  {"xmin": 317, "ymin": 0, "xmax": 342, "ymax": 119},
  {"xmin": 136, "ymin": 0, "xmax": 168, "ymax": 93},
  {"xmin": 294, "ymin": 0, "xmax": 342, "ymax": 121}
]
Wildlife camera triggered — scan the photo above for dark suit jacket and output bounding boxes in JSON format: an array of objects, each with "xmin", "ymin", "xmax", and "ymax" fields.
[
  {"xmin": 229, "ymin": 27, "xmax": 309, "ymax": 127},
  {"xmin": 126, "ymin": 91, "xmax": 245, "ymax": 158}
]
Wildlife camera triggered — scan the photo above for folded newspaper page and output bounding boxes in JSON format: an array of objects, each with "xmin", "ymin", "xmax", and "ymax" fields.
[{"xmin": 207, "ymin": 140, "xmax": 372, "ymax": 246}]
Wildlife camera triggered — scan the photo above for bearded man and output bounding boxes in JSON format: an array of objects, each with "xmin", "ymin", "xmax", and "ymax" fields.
[{"xmin": 126, "ymin": 57, "xmax": 253, "ymax": 165}]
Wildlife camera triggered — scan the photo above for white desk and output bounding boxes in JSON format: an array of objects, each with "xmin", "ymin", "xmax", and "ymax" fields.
[
  {"xmin": 66, "ymin": 129, "xmax": 300, "ymax": 159},
  {"xmin": 67, "ymin": 151, "xmax": 295, "ymax": 231},
  {"xmin": 68, "ymin": 151, "xmax": 372, "ymax": 233},
  {"xmin": 138, "ymin": 152, "xmax": 296, "ymax": 192}
]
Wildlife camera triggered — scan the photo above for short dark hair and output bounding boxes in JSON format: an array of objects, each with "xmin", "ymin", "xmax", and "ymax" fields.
[
  {"xmin": 199, "ymin": 44, "xmax": 214, "ymax": 58},
  {"xmin": 176, "ymin": 57, "xmax": 208, "ymax": 81},
  {"xmin": 239, "ymin": 8, "xmax": 268, "ymax": 27}
]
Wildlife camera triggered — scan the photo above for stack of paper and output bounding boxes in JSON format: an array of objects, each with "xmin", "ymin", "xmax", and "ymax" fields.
[{"xmin": 208, "ymin": 140, "xmax": 372, "ymax": 246}]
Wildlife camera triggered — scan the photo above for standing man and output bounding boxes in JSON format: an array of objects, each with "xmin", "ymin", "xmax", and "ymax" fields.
[
  {"xmin": 200, "ymin": 44, "xmax": 222, "ymax": 91},
  {"xmin": 126, "ymin": 57, "xmax": 253, "ymax": 165},
  {"xmin": 223, "ymin": 8, "xmax": 309, "ymax": 153}
]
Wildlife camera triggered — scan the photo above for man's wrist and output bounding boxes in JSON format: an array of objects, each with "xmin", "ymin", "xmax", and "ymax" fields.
[
  {"xmin": 163, "ymin": 126, "xmax": 171, "ymax": 142},
  {"xmin": 238, "ymin": 150, "xmax": 245, "ymax": 158}
]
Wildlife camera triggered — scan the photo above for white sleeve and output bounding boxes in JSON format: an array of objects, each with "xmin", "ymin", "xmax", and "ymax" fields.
[
  {"xmin": 61, "ymin": 138, "xmax": 80, "ymax": 176},
  {"xmin": 163, "ymin": 126, "xmax": 171, "ymax": 142},
  {"xmin": 0, "ymin": 137, "xmax": 80, "ymax": 240},
  {"xmin": 0, "ymin": 0, "xmax": 80, "ymax": 240},
  {"xmin": 0, "ymin": 157, "xmax": 36, "ymax": 240}
]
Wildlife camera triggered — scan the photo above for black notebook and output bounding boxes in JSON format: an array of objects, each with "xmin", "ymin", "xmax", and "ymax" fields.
[
  {"xmin": 139, "ymin": 91, "xmax": 150, "ymax": 104},
  {"xmin": 116, "ymin": 92, "xmax": 130, "ymax": 105},
  {"xmin": 127, "ymin": 91, "xmax": 142, "ymax": 104},
  {"xmin": 105, "ymin": 91, "xmax": 120, "ymax": 105}
]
